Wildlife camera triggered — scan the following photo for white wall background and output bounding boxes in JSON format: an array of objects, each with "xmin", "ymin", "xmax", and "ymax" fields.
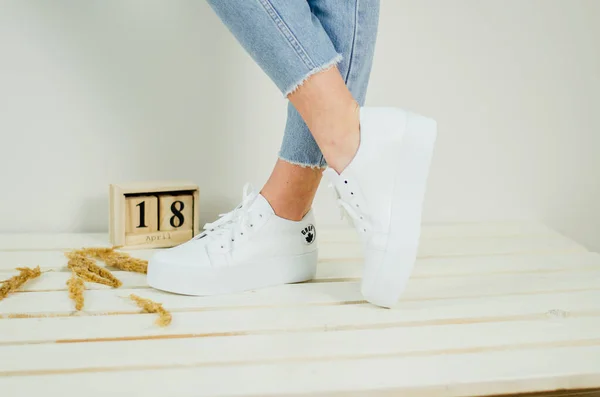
[{"xmin": 1, "ymin": 1, "xmax": 599, "ymax": 250}]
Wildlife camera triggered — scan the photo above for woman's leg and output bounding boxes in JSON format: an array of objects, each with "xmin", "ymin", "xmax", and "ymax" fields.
[
  {"xmin": 286, "ymin": 67, "xmax": 360, "ymax": 172},
  {"xmin": 261, "ymin": 0, "xmax": 380, "ymax": 220},
  {"xmin": 203, "ymin": 0, "xmax": 344, "ymax": 221}
]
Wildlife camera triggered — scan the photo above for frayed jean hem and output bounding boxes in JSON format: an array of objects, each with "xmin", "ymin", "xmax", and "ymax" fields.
[
  {"xmin": 278, "ymin": 153, "xmax": 327, "ymax": 170},
  {"xmin": 282, "ymin": 54, "xmax": 343, "ymax": 97}
]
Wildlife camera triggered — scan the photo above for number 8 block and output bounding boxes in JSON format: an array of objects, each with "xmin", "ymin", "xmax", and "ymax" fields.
[{"xmin": 158, "ymin": 195, "xmax": 193, "ymax": 232}]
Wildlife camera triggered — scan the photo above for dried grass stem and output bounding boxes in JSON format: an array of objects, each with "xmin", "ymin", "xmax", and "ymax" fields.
[
  {"xmin": 67, "ymin": 273, "xmax": 85, "ymax": 311},
  {"xmin": 129, "ymin": 294, "xmax": 172, "ymax": 327},
  {"xmin": 66, "ymin": 251, "xmax": 122, "ymax": 288},
  {"xmin": 0, "ymin": 266, "xmax": 41, "ymax": 301}
]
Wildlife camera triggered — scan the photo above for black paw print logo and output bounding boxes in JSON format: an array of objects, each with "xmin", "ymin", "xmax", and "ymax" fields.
[
  {"xmin": 301, "ymin": 225, "xmax": 316, "ymax": 245},
  {"xmin": 305, "ymin": 231, "xmax": 314, "ymax": 244}
]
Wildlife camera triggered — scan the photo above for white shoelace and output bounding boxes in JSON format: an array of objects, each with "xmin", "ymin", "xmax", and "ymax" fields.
[
  {"xmin": 329, "ymin": 182, "xmax": 370, "ymax": 232},
  {"xmin": 196, "ymin": 183, "xmax": 259, "ymax": 248},
  {"xmin": 337, "ymin": 199, "xmax": 361, "ymax": 225}
]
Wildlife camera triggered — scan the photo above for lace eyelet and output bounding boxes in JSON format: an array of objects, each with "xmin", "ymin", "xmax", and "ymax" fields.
[
  {"xmin": 350, "ymin": 192, "xmax": 354, "ymax": 195},
  {"xmin": 231, "ymin": 239, "xmax": 235, "ymax": 242},
  {"xmin": 250, "ymin": 224, "xmax": 254, "ymax": 227},
  {"xmin": 344, "ymin": 180, "xmax": 348, "ymax": 184},
  {"xmin": 363, "ymin": 228, "xmax": 367, "ymax": 232},
  {"xmin": 240, "ymin": 232, "xmax": 244, "ymax": 236},
  {"xmin": 259, "ymin": 214, "xmax": 263, "ymax": 218},
  {"xmin": 220, "ymin": 245, "xmax": 224, "ymax": 248},
  {"xmin": 356, "ymin": 204, "xmax": 359, "ymax": 208}
]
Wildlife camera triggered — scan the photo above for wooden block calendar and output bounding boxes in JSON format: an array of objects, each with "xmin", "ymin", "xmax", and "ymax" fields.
[{"xmin": 109, "ymin": 181, "xmax": 200, "ymax": 249}]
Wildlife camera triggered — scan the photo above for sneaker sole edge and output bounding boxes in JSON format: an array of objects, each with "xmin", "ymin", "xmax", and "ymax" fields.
[
  {"xmin": 147, "ymin": 250, "xmax": 318, "ymax": 296},
  {"xmin": 362, "ymin": 112, "xmax": 438, "ymax": 308}
]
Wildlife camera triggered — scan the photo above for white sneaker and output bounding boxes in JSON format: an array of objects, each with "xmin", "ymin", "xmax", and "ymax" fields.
[
  {"xmin": 147, "ymin": 184, "xmax": 318, "ymax": 295},
  {"xmin": 324, "ymin": 107, "xmax": 437, "ymax": 308}
]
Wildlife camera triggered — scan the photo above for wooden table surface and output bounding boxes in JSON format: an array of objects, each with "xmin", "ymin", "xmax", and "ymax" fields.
[{"xmin": 1, "ymin": 222, "xmax": 599, "ymax": 397}]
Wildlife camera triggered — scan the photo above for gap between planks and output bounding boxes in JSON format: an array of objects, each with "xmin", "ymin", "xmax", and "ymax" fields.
[{"xmin": 492, "ymin": 390, "xmax": 600, "ymax": 397}]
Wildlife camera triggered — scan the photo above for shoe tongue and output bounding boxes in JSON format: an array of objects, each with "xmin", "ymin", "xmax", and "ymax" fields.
[{"xmin": 250, "ymin": 194, "xmax": 275, "ymax": 215}]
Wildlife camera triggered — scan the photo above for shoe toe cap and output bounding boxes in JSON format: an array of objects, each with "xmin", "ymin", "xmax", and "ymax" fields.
[
  {"xmin": 149, "ymin": 242, "xmax": 211, "ymax": 271},
  {"xmin": 147, "ymin": 242, "xmax": 213, "ymax": 295}
]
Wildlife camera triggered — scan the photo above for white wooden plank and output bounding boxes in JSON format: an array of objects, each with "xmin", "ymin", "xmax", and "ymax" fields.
[
  {"xmin": 419, "ymin": 221, "xmax": 565, "ymax": 239},
  {"xmin": 1, "ymin": 289, "xmax": 599, "ymax": 345},
  {"xmin": 317, "ymin": 252, "xmax": 600, "ymax": 280},
  {"xmin": 0, "ymin": 233, "xmax": 587, "ymax": 272},
  {"xmin": 0, "ymin": 249, "xmax": 157, "ymax": 271},
  {"xmin": 1, "ymin": 345, "xmax": 600, "ymax": 397},
  {"xmin": 1, "ymin": 269, "xmax": 599, "ymax": 316},
  {"xmin": 319, "ymin": 234, "xmax": 587, "ymax": 260},
  {"xmin": 0, "ymin": 233, "xmax": 109, "ymax": 251},
  {"xmin": 320, "ymin": 222, "xmax": 563, "ymax": 243},
  {"xmin": 1, "ymin": 316, "xmax": 598, "ymax": 375},
  {"xmin": 0, "ymin": 282, "xmax": 359, "ymax": 316},
  {"xmin": 3, "ymin": 252, "xmax": 599, "ymax": 292},
  {"xmin": 0, "ymin": 223, "xmax": 577, "ymax": 252}
]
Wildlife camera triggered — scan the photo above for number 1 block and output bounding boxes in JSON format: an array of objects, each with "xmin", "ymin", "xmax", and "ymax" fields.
[
  {"xmin": 159, "ymin": 194, "xmax": 194, "ymax": 232},
  {"xmin": 125, "ymin": 196, "xmax": 158, "ymax": 234}
]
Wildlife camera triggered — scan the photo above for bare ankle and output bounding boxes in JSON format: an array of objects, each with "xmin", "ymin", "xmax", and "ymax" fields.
[
  {"xmin": 261, "ymin": 193, "xmax": 309, "ymax": 221},
  {"xmin": 320, "ymin": 101, "xmax": 360, "ymax": 173},
  {"xmin": 261, "ymin": 159, "xmax": 322, "ymax": 221},
  {"xmin": 287, "ymin": 67, "xmax": 362, "ymax": 174}
]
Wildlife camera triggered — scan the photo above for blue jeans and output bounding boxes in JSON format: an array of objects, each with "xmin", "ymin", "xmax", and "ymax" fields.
[{"xmin": 207, "ymin": 0, "xmax": 380, "ymax": 168}]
